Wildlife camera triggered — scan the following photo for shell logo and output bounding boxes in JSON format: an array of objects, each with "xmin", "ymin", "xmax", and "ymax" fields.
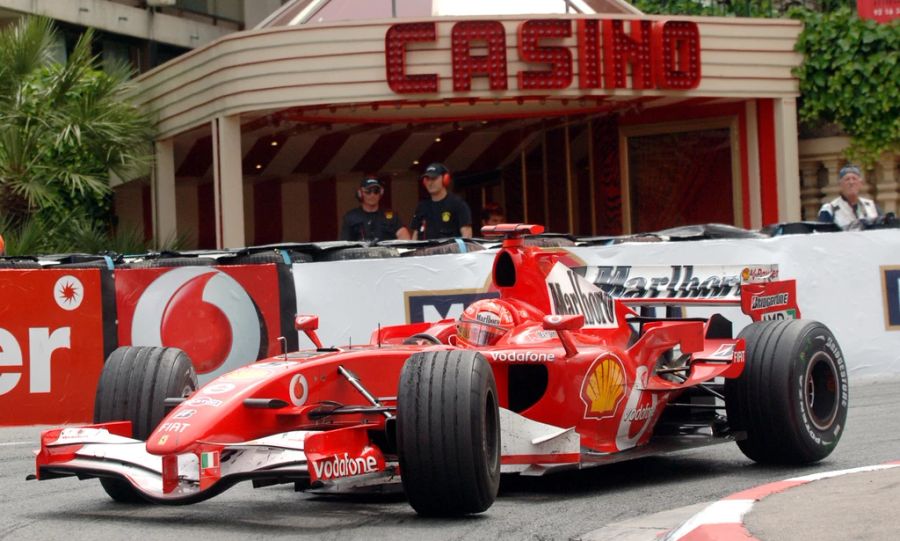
[{"xmin": 581, "ymin": 356, "xmax": 626, "ymax": 419}]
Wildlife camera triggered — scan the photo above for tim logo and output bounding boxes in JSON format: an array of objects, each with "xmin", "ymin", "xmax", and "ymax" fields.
[
  {"xmin": 130, "ymin": 268, "xmax": 267, "ymax": 379},
  {"xmin": 406, "ymin": 291, "xmax": 498, "ymax": 323}
]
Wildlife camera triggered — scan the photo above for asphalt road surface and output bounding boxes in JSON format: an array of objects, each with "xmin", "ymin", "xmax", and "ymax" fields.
[{"xmin": 2, "ymin": 377, "xmax": 898, "ymax": 541}]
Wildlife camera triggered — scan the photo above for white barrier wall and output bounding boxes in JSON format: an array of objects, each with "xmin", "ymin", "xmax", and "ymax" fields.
[{"xmin": 293, "ymin": 230, "xmax": 900, "ymax": 382}]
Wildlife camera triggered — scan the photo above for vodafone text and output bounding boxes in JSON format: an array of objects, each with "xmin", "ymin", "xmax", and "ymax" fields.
[
  {"xmin": 312, "ymin": 453, "xmax": 378, "ymax": 480},
  {"xmin": 491, "ymin": 351, "xmax": 556, "ymax": 363},
  {"xmin": 0, "ymin": 327, "xmax": 70, "ymax": 396}
]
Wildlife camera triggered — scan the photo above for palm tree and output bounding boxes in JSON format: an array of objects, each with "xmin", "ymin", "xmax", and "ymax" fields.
[{"xmin": 0, "ymin": 17, "xmax": 155, "ymax": 252}]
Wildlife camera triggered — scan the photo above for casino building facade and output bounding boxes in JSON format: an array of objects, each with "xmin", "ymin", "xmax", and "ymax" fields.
[{"xmin": 121, "ymin": 0, "xmax": 808, "ymax": 248}]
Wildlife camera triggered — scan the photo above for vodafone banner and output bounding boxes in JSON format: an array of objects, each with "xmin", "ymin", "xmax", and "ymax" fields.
[
  {"xmin": 0, "ymin": 269, "xmax": 110, "ymax": 425},
  {"xmin": 116, "ymin": 264, "xmax": 293, "ymax": 384}
]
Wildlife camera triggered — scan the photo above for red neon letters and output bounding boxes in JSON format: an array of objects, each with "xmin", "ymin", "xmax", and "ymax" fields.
[
  {"xmin": 385, "ymin": 18, "xmax": 701, "ymax": 94},
  {"xmin": 451, "ymin": 21, "xmax": 508, "ymax": 91}
]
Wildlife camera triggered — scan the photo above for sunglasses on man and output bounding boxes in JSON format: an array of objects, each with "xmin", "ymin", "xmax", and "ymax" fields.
[{"xmin": 363, "ymin": 187, "xmax": 383, "ymax": 195}]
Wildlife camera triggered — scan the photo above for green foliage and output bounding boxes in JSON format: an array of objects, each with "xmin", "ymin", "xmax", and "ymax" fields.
[
  {"xmin": 0, "ymin": 17, "xmax": 156, "ymax": 252},
  {"xmin": 0, "ymin": 212, "xmax": 185, "ymax": 256},
  {"xmin": 632, "ymin": 2, "xmax": 898, "ymax": 165},
  {"xmin": 632, "ymin": 0, "xmax": 855, "ymax": 17},
  {"xmin": 792, "ymin": 8, "xmax": 900, "ymax": 165},
  {"xmin": 632, "ymin": 0, "xmax": 778, "ymax": 17}
]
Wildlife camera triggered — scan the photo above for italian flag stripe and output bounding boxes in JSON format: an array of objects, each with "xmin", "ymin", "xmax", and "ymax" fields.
[{"xmin": 201, "ymin": 451, "xmax": 219, "ymax": 469}]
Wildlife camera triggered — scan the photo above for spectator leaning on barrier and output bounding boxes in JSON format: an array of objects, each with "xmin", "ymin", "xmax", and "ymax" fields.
[
  {"xmin": 818, "ymin": 165, "xmax": 881, "ymax": 231},
  {"xmin": 481, "ymin": 202, "xmax": 505, "ymax": 227},
  {"xmin": 410, "ymin": 162, "xmax": 472, "ymax": 240},
  {"xmin": 340, "ymin": 177, "xmax": 410, "ymax": 242}
]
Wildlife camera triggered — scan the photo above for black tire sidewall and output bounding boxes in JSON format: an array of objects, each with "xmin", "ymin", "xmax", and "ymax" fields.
[
  {"xmin": 784, "ymin": 323, "xmax": 849, "ymax": 460},
  {"xmin": 94, "ymin": 346, "xmax": 197, "ymax": 440},
  {"xmin": 463, "ymin": 355, "xmax": 501, "ymax": 503},
  {"xmin": 92, "ymin": 346, "xmax": 196, "ymax": 503},
  {"xmin": 727, "ymin": 320, "xmax": 849, "ymax": 464},
  {"xmin": 397, "ymin": 350, "xmax": 500, "ymax": 516}
]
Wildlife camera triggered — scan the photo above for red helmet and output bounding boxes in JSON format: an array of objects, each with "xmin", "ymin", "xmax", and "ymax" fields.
[{"xmin": 457, "ymin": 299, "xmax": 517, "ymax": 347}]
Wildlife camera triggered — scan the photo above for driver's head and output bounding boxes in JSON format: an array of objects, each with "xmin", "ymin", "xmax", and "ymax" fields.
[{"xmin": 457, "ymin": 299, "xmax": 517, "ymax": 347}]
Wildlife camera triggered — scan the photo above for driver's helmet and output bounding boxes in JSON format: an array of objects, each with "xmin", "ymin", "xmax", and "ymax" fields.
[{"xmin": 457, "ymin": 299, "xmax": 517, "ymax": 347}]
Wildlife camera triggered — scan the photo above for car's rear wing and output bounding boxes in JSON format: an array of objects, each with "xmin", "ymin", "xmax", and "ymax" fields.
[{"xmin": 574, "ymin": 264, "xmax": 801, "ymax": 321}]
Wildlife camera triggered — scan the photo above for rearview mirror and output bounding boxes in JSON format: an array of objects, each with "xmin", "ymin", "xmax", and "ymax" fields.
[
  {"xmin": 294, "ymin": 315, "xmax": 319, "ymax": 331},
  {"xmin": 294, "ymin": 315, "xmax": 322, "ymax": 349},
  {"xmin": 542, "ymin": 314, "xmax": 584, "ymax": 331}
]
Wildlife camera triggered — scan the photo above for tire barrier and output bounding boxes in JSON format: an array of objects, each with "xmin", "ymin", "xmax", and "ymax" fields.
[
  {"xmin": 316, "ymin": 246, "xmax": 400, "ymax": 261},
  {"xmin": 2, "ymin": 227, "xmax": 899, "ymax": 425},
  {"xmin": 405, "ymin": 238, "xmax": 486, "ymax": 257}
]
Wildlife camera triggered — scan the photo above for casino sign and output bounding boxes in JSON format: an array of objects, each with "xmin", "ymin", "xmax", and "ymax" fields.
[{"xmin": 124, "ymin": 0, "xmax": 804, "ymax": 249}]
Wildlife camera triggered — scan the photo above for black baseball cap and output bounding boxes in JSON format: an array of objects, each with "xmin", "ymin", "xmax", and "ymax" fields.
[
  {"xmin": 360, "ymin": 177, "xmax": 383, "ymax": 189},
  {"xmin": 422, "ymin": 162, "xmax": 449, "ymax": 179}
]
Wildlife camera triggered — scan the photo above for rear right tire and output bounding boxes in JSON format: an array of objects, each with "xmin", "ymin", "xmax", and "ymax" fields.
[{"xmin": 725, "ymin": 320, "xmax": 848, "ymax": 464}]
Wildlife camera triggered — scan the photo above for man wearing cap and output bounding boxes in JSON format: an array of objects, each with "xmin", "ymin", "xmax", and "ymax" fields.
[
  {"xmin": 340, "ymin": 177, "xmax": 409, "ymax": 242},
  {"xmin": 818, "ymin": 165, "xmax": 881, "ymax": 231},
  {"xmin": 410, "ymin": 163, "xmax": 473, "ymax": 240}
]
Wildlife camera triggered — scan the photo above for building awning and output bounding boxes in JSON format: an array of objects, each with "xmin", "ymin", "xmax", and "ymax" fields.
[{"xmin": 170, "ymin": 96, "xmax": 740, "ymax": 181}]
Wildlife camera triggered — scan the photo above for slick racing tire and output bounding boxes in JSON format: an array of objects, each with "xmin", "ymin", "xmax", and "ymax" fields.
[
  {"xmin": 216, "ymin": 250, "xmax": 313, "ymax": 265},
  {"xmin": 0, "ymin": 259, "xmax": 42, "ymax": 268},
  {"xmin": 408, "ymin": 239, "xmax": 485, "ymax": 257},
  {"xmin": 317, "ymin": 246, "xmax": 400, "ymax": 261},
  {"xmin": 523, "ymin": 235, "xmax": 575, "ymax": 247},
  {"xmin": 93, "ymin": 346, "xmax": 198, "ymax": 502},
  {"xmin": 127, "ymin": 257, "xmax": 216, "ymax": 268},
  {"xmin": 725, "ymin": 320, "xmax": 848, "ymax": 465},
  {"xmin": 397, "ymin": 350, "xmax": 500, "ymax": 516}
]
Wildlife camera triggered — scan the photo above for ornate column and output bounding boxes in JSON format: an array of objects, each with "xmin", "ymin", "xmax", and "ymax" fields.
[
  {"xmin": 212, "ymin": 115, "xmax": 245, "ymax": 249},
  {"xmin": 774, "ymin": 98, "xmax": 801, "ymax": 222},
  {"xmin": 799, "ymin": 160, "xmax": 821, "ymax": 220},
  {"xmin": 152, "ymin": 138, "xmax": 177, "ymax": 248}
]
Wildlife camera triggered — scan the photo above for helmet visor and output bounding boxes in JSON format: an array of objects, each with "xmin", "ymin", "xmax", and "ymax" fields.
[{"xmin": 457, "ymin": 318, "xmax": 507, "ymax": 346}]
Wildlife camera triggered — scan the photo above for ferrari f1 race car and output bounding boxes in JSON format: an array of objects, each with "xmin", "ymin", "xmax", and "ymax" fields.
[{"xmin": 32, "ymin": 224, "xmax": 849, "ymax": 516}]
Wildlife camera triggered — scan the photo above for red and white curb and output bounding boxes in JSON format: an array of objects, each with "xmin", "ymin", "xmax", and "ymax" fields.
[{"xmin": 662, "ymin": 461, "xmax": 900, "ymax": 541}]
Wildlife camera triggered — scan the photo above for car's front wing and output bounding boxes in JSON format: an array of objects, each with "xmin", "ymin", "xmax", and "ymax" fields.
[{"xmin": 33, "ymin": 423, "xmax": 398, "ymax": 503}]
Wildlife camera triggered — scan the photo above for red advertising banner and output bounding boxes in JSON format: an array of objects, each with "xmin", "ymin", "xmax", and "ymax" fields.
[
  {"xmin": 0, "ymin": 269, "xmax": 107, "ymax": 425},
  {"xmin": 858, "ymin": 0, "xmax": 900, "ymax": 22},
  {"xmin": 115, "ymin": 264, "xmax": 287, "ymax": 383}
]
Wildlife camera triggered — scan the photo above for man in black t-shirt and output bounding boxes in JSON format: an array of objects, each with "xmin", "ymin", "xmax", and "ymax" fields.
[
  {"xmin": 410, "ymin": 163, "xmax": 472, "ymax": 240},
  {"xmin": 340, "ymin": 177, "xmax": 409, "ymax": 242}
]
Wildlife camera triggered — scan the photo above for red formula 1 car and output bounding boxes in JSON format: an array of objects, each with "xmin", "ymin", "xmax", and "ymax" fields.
[{"xmin": 32, "ymin": 224, "xmax": 849, "ymax": 516}]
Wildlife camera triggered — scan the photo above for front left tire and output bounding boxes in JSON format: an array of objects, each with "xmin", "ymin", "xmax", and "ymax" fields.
[
  {"xmin": 93, "ymin": 346, "xmax": 197, "ymax": 502},
  {"xmin": 396, "ymin": 350, "xmax": 500, "ymax": 516}
]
